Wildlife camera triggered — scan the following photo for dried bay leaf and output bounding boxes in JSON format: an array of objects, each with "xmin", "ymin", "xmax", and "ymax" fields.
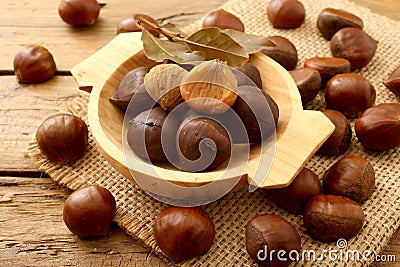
[
  {"xmin": 184, "ymin": 27, "xmax": 249, "ymax": 67},
  {"xmin": 222, "ymin": 29, "xmax": 276, "ymax": 54},
  {"xmin": 141, "ymin": 29, "xmax": 191, "ymax": 63}
]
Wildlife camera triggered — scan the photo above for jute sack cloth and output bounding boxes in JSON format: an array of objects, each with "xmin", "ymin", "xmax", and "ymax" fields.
[{"xmin": 28, "ymin": 0, "xmax": 400, "ymax": 266}]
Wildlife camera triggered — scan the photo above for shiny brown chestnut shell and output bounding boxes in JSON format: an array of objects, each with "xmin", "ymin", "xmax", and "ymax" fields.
[
  {"xmin": 127, "ymin": 107, "xmax": 168, "ymax": 162},
  {"xmin": 267, "ymin": 0, "xmax": 306, "ymax": 29},
  {"xmin": 317, "ymin": 8, "xmax": 363, "ymax": 40},
  {"xmin": 323, "ymin": 155, "xmax": 375, "ymax": 203},
  {"xmin": 63, "ymin": 185, "xmax": 116, "ymax": 238},
  {"xmin": 303, "ymin": 194, "xmax": 365, "ymax": 242},
  {"xmin": 325, "ymin": 73, "xmax": 376, "ymax": 117},
  {"xmin": 202, "ymin": 9, "xmax": 244, "ymax": 32},
  {"xmin": 58, "ymin": 0, "xmax": 101, "ymax": 26},
  {"xmin": 245, "ymin": 214, "xmax": 301, "ymax": 267},
  {"xmin": 267, "ymin": 167, "xmax": 321, "ymax": 214},
  {"xmin": 289, "ymin": 68, "xmax": 322, "ymax": 105},
  {"xmin": 13, "ymin": 45, "xmax": 57, "ymax": 84},
  {"xmin": 303, "ymin": 57, "xmax": 351, "ymax": 83},
  {"xmin": 318, "ymin": 109, "xmax": 352, "ymax": 155},
  {"xmin": 36, "ymin": 114, "xmax": 88, "ymax": 163},
  {"xmin": 330, "ymin": 27, "xmax": 378, "ymax": 70},
  {"xmin": 261, "ymin": 36, "xmax": 298, "ymax": 71},
  {"xmin": 235, "ymin": 63, "xmax": 263, "ymax": 88},
  {"xmin": 154, "ymin": 206, "xmax": 215, "ymax": 263},
  {"xmin": 355, "ymin": 103, "xmax": 400, "ymax": 151},
  {"xmin": 383, "ymin": 65, "xmax": 400, "ymax": 97},
  {"xmin": 177, "ymin": 117, "xmax": 231, "ymax": 172}
]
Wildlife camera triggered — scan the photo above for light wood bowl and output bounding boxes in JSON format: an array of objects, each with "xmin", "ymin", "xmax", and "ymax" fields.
[{"xmin": 71, "ymin": 32, "xmax": 334, "ymax": 194}]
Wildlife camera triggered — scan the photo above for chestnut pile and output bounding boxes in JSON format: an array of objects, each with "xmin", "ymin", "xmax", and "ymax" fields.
[{"xmin": 114, "ymin": 59, "xmax": 279, "ymax": 173}]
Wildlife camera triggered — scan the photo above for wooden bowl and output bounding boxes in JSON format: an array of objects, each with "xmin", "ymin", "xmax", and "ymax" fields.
[{"xmin": 71, "ymin": 32, "xmax": 334, "ymax": 195}]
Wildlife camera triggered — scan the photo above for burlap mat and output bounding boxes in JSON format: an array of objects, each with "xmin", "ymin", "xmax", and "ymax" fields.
[{"xmin": 28, "ymin": 0, "xmax": 400, "ymax": 266}]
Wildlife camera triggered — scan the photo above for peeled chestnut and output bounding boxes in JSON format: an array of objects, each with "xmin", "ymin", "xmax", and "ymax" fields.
[
  {"xmin": 154, "ymin": 206, "xmax": 215, "ymax": 263},
  {"xmin": 235, "ymin": 63, "xmax": 263, "ymax": 88},
  {"xmin": 325, "ymin": 73, "xmax": 376, "ymax": 117},
  {"xmin": 303, "ymin": 194, "xmax": 365, "ymax": 242},
  {"xmin": 323, "ymin": 155, "xmax": 375, "ymax": 203},
  {"xmin": 289, "ymin": 68, "xmax": 322, "ymax": 105},
  {"xmin": 202, "ymin": 9, "xmax": 244, "ymax": 32},
  {"xmin": 383, "ymin": 65, "xmax": 400, "ymax": 97},
  {"xmin": 13, "ymin": 45, "xmax": 56, "ymax": 84},
  {"xmin": 127, "ymin": 107, "xmax": 168, "ymax": 162},
  {"xmin": 110, "ymin": 66, "xmax": 152, "ymax": 112},
  {"xmin": 318, "ymin": 109, "xmax": 352, "ymax": 155},
  {"xmin": 36, "ymin": 114, "xmax": 88, "ymax": 163},
  {"xmin": 317, "ymin": 8, "xmax": 363, "ymax": 40},
  {"xmin": 245, "ymin": 214, "xmax": 301, "ymax": 267},
  {"xmin": 261, "ymin": 36, "xmax": 298, "ymax": 71},
  {"xmin": 63, "ymin": 185, "xmax": 116, "ymax": 238},
  {"xmin": 267, "ymin": 167, "xmax": 321, "ymax": 214},
  {"xmin": 267, "ymin": 0, "xmax": 306, "ymax": 29},
  {"xmin": 330, "ymin": 27, "xmax": 378, "ymax": 70},
  {"xmin": 58, "ymin": 0, "xmax": 101, "ymax": 26},
  {"xmin": 303, "ymin": 57, "xmax": 351, "ymax": 83},
  {"xmin": 355, "ymin": 103, "xmax": 400, "ymax": 151},
  {"xmin": 116, "ymin": 14, "xmax": 159, "ymax": 36},
  {"xmin": 177, "ymin": 117, "xmax": 231, "ymax": 172}
]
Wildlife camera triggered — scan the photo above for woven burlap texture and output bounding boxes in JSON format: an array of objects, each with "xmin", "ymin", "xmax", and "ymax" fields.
[{"xmin": 28, "ymin": 0, "xmax": 400, "ymax": 266}]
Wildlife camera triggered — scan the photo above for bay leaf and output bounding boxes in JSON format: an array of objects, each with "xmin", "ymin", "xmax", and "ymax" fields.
[
  {"xmin": 222, "ymin": 29, "xmax": 276, "ymax": 54},
  {"xmin": 141, "ymin": 29, "xmax": 191, "ymax": 63},
  {"xmin": 184, "ymin": 27, "xmax": 249, "ymax": 67}
]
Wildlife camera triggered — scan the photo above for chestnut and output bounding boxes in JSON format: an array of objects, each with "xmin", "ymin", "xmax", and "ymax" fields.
[
  {"xmin": 330, "ymin": 27, "xmax": 378, "ymax": 70},
  {"xmin": 323, "ymin": 155, "xmax": 375, "ymax": 203},
  {"xmin": 63, "ymin": 185, "xmax": 116, "ymax": 238},
  {"xmin": 127, "ymin": 107, "xmax": 168, "ymax": 162},
  {"xmin": 235, "ymin": 63, "xmax": 263, "ymax": 88},
  {"xmin": 36, "ymin": 114, "xmax": 88, "ymax": 163},
  {"xmin": 383, "ymin": 65, "xmax": 400, "ymax": 97},
  {"xmin": 355, "ymin": 103, "xmax": 400, "ymax": 151},
  {"xmin": 229, "ymin": 86, "xmax": 279, "ymax": 144},
  {"xmin": 154, "ymin": 206, "xmax": 215, "ymax": 263},
  {"xmin": 116, "ymin": 14, "xmax": 159, "ymax": 36},
  {"xmin": 245, "ymin": 214, "xmax": 301, "ymax": 267},
  {"xmin": 13, "ymin": 45, "xmax": 56, "ymax": 84},
  {"xmin": 317, "ymin": 8, "xmax": 363, "ymax": 40},
  {"xmin": 202, "ymin": 9, "xmax": 244, "ymax": 32},
  {"xmin": 267, "ymin": 0, "xmax": 306, "ymax": 29},
  {"xmin": 267, "ymin": 167, "xmax": 321, "ymax": 214},
  {"xmin": 325, "ymin": 73, "xmax": 376, "ymax": 117},
  {"xmin": 261, "ymin": 36, "xmax": 298, "ymax": 71},
  {"xmin": 177, "ymin": 117, "xmax": 231, "ymax": 172},
  {"xmin": 110, "ymin": 66, "xmax": 152, "ymax": 112},
  {"xmin": 318, "ymin": 109, "xmax": 352, "ymax": 156},
  {"xmin": 303, "ymin": 194, "xmax": 365, "ymax": 242},
  {"xmin": 289, "ymin": 68, "xmax": 322, "ymax": 105},
  {"xmin": 58, "ymin": 0, "xmax": 101, "ymax": 26},
  {"xmin": 303, "ymin": 57, "xmax": 351, "ymax": 83}
]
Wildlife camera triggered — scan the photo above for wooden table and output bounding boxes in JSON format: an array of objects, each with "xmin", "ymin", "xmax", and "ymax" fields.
[{"xmin": 0, "ymin": 0, "xmax": 399, "ymax": 266}]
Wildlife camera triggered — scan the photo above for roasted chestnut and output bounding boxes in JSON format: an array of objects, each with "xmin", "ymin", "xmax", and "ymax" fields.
[
  {"xmin": 235, "ymin": 63, "xmax": 263, "ymax": 88},
  {"xmin": 116, "ymin": 14, "xmax": 159, "ymax": 36},
  {"xmin": 261, "ymin": 36, "xmax": 298, "ymax": 71},
  {"xmin": 383, "ymin": 65, "xmax": 400, "ymax": 97},
  {"xmin": 58, "ymin": 0, "xmax": 101, "ymax": 26},
  {"xmin": 202, "ymin": 9, "xmax": 244, "ymax": 32},
  {"xmin": 154, "ymin": 206, "xmax": 215, "ymax": 263},
  {"xmin": 289, "ymin": 68, "xmax": 322, "ymax": 105},
  {"xmin": 267, "ymin": 0, "xmax": 306, "ymax": 29},
  {"xmin": 13, "ymin": 45, "xmax": 56, "ymax": 84},
  {"xmin": 317, "ymin": 8, "xmax": 363, "ymax": 40},
  {"xmin": 36, "ymin": 114, "xmax": 88, "ymax": 163},
  {"xmin": 63, "ymin": 185, "xmax": 116, "ymax": 238},
  {"xmin": 303, "ymin": 57, "xmax": 351, "ymax": 83}
]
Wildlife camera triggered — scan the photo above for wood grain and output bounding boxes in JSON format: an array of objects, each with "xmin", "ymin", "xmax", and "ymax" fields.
[{"xmin": 0, "ymin": 0, "xmax": 399, "ymax": 266}]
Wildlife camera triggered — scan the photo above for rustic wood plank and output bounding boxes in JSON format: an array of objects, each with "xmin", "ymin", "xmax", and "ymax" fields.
[
  {"xmin": 0, "ymin": 0, "xmax": 226, "ymax": 71},
  {"xmin": 0, "ymin": 176, "xmax": 166, "ymax": 266},
  {"xmin": 0, "ymin": 76, "xmax": 81, "ymax": 173},
  {"xmin": 349, "ymin": 0, "xmax": 400, "ymax": 20}
]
